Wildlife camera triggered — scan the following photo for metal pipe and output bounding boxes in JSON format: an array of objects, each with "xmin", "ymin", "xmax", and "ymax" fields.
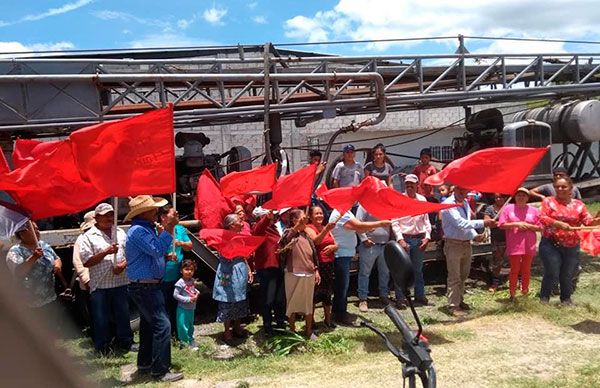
[
  {"xmin": 0, "ymin": 72, "xmax": 385, "ymax": 83},
  {"xmin": 263, "ymin": 43, "xmax": 273, "ymax": 164}
]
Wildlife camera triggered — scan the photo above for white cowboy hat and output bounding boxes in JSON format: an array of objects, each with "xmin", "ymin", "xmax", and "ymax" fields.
[{"xmin": 124, "ymin": 195, "xmax": 168, "ymax": 221}]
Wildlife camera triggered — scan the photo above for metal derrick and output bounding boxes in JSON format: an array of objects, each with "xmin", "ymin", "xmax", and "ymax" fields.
[{"xmin": 0, "ymin": 45, "xmax": 599, "ymax": 135}]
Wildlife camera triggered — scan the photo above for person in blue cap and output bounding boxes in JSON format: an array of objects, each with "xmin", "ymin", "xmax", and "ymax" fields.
[{"xmin": 332, "ymin": 144, "xmax": 364, "ymax": 188}]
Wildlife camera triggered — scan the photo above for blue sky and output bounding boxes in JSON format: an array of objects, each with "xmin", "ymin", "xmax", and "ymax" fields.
[{"xmin": 1, "ymin": 0, "xmax": 600, "ymax": 56}]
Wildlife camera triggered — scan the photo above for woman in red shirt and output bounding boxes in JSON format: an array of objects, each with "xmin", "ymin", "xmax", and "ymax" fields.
[
  {"xmin": 539, "ymin": 176, "xmax": 600, "ymax": 304},
  {"xmin": 305, "ymin": 205, "xmax": 337, "ymax": 329}
]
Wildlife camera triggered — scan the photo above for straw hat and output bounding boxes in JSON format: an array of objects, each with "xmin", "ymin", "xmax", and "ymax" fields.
[
  {"xmin": 124, "ymin": 195, "xmax": 168, "ymax": 221},
  {"xmin": 80, "ymin": 211, "xmax": 96, "ymax": 231}
]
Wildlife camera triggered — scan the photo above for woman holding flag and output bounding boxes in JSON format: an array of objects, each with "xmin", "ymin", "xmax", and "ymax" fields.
[
  {"xmin": 6, "ymin": 221, "xmax": 65, "ymax": 328},
  {"xmin": 538, "ymin": 176, "xmax": 600, "ymax": 305}
]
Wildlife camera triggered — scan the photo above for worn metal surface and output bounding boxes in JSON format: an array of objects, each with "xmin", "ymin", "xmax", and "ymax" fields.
[{"xmin": 0, "ymin": 49, "xmax": 599, "ymax": 132}]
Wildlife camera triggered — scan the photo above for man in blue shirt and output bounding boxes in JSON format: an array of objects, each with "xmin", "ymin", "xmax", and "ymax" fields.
[
  {"xmin": 125, "ymin": 195, "xmax": 183, "ymax": 383},
  {"xmin": 440, "ymin": 187, "xmax": 496, "ymax": 317}
]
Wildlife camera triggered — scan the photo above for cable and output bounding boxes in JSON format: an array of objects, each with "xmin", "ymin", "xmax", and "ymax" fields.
[
  {"xmin": 275, "ymin": 36, "xmax": 457, "ymax": 47},
  {"xmin": 7, "ymin": 34, "xmax": 600, "ymax": 57},
  {"xmin": 463, "ymin": 35, "xmax": 600, "ymax": 46}
]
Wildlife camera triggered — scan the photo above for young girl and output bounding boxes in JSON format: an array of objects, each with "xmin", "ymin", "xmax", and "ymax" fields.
[
  {"xmin": 173, "ymin": 259, "xmax": 200, "ymax": 349},
  {"xmin": 498, "ymin": 188, "xmax": 541, "ymax": 299}
]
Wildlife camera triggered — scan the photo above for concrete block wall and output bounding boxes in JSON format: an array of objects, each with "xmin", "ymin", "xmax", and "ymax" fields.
[{"xmin": 179, "ymin": 102, "xmax": 527, "ymax": 171}]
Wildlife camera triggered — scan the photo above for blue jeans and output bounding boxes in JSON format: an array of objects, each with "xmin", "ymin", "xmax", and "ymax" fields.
[
  {"xmin": 406, "ymin": 237, "xmax": 426, "ymax": 299},
  {"xmin": 539, "ymin": 237, "xmax": 580, "ymax": 301},
  {"xmin": 357, "ymin": 244, "xmax": 389, "ymax": 300},
  {"xmin": 128, "ymin": 283, "xmax": 172, "ymax": 377},
  {"xmin": 256, "ymin": 268, "xmax": 286, "ymax": 329},
  {"xmin": 90, "ymin": 285, "xmax": 133, "ymax": 352},
  {"xmin": 160, "ymin": 280, "xmax": 178, "ymax": 337},
  {"xmin": 333, "ymin": 256, "xmax": 352, "ymax": 318}
]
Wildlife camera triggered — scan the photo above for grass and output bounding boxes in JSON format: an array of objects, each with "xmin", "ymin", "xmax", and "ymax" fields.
[{"xmin": 61, "ymin": 242, "xmax": 600, "ymax": 387}]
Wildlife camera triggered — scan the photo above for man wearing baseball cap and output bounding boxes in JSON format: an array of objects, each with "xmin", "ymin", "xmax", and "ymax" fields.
[
  {"xmin": 391, "ymin": 174, "xmax": 432, "ymax": 307},
  {"xmin": 79, "ymin": 203, "xmax": 132, "ymax": 354},
  {"xmin": 331, "ymin": 144, "xmax": 364, "ymax": 188},
  {"xmin": 440, "ymin": 187, "xmax": 497, "ymax": 317}
]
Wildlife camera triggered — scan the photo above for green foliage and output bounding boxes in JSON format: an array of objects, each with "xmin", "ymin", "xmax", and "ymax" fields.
[
  {"xmin": 306, "ymin": 333, "xmax": 354, "ymax": 355},
  {"xmin": 263, "ymin": 330, "xmax": 306, "ymax": 356}
]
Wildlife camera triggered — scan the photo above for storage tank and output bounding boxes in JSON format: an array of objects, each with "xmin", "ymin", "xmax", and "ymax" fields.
[{"xmin": 511, "ymin": 100, "xmax": 600, "ymax": 143}]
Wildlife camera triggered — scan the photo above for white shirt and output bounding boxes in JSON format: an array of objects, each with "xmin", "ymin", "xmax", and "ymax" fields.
[
  {"xmin": 79, "ymin": 226, "xmax": 129, "ymax": 292},
  {"xmin": 392, "ymin": 193, "xmax": 432, "ymax": 240}
]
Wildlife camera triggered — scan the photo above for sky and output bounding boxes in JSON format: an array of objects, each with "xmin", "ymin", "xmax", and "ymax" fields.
[{"xmin": 1, "ymin": 0, "xmax": 600, "ymax": 56}]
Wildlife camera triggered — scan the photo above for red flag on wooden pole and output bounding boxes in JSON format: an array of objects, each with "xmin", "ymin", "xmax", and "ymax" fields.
[
  {"xmin": 70, "ymin": 105, "xmax": 175, "ymax": 197},
  {"xmin": 220, "ymin": 163, "xmax": 277, "ymax": 197},
  {"xmin": 262, "ymin": 163, "xmax": 318, "ymax": 210},
  {"xmin": 424, "ymin": 147, "xmax": 549, "ymax": 195}
]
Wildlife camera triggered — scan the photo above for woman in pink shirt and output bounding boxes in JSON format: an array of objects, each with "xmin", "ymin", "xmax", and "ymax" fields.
[{"xmin": 498, "ymin": 187, "xmax": 542, "ymax": 299}]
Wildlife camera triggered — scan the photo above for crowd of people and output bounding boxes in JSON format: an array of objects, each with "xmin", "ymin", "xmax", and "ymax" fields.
[{"xmin": 5, "ymin": 144, "xmax": 600, "ymax": 382}]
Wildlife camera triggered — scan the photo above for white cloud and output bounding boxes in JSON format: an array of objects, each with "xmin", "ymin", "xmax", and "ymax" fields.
[
  {"xmin": 22, "ymin": 0, "xmax": 93, "ymax": 22},
  {"xmin": 202, "ymin": 7, "xmax": 227, "ymax": 25},
  {"xmin": 253, "ymin": 16, "xmax": 267, "ymax": 25},
  {"xmin": 284, "ymin": 0, "xmax": 600, "ymax": 52},
  {"xmin": 247, "ymin": 2, "xmax": 258, "ymax": 9},
  {"xmin": 92, "ymin": 10, "xmax": 171, "ymax": 31},
  {"xmin": 0, "ymin": 41, "xmax": 75, "ymax": 57},
  {"xmin": 284, "ymin": 15, "xmax": 328, "ymax": 43},
  {"xmin": 177, "ymin": 14, "xmax": 199, "ymax": 30}
]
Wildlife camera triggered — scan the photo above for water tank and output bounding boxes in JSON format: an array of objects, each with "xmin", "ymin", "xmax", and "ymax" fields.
[{"xmin": 512, "ymin": 100, "xmax": 600, "ymax": 143}]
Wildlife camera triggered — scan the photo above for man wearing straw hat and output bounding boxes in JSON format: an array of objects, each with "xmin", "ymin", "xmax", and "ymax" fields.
[
  {"xmin": 79, "ymin": 203, "xmax": 132, "ymax": 354},
  {"xmin": 125, "ymin": 195, "xmax": 182, "ymax": 383}
]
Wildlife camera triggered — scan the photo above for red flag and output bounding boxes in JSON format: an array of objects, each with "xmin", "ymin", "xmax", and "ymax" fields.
[
  {"xmin": 70, "ymin": 106, "xmax": 175, "ymax": 197},
  {"xmin": 424, "ymin": 147, "xmax": 549, "ymax": 195},
  {"xmin": 194, "ymin": 169, "xmax": 234, "ymax": 229},
  {"xmin": 360, "ymin": 180, "xmax": 459, "ymax": 219},
  {"xmin": 4, "ymin": 140, "xmax": 106, "ymax": 219},
  {"xmin": 199, "ymin": 228, "xmax": 266, "ymax": 259},
  {"xmin": 321, "ymin": 176, "xmax": 458, "ymax": 219},
  {"xmin": 263, "ymin": 163, "xmax": 318, "ymax": 210},
  {"xmin": 320, "ymin": 186, "xmax": 357, "ymax": 214},
  {"xmin": 12, "ymin": 139, "xmax": 61, "ymax": 169},
  {"xmin": 0, "ymin": 149, "xmax": 9, "ymax": 174},
  {"xmin": 578, "ymin": 230, "xmax": 600, "ymax": 256},
  {"xmin": 314, "ymin": 182, "xmax": 328, "ymax": 199},
  {"xmin": 220, "ymin": 163, "xmax": 277, "ymax": 197}
]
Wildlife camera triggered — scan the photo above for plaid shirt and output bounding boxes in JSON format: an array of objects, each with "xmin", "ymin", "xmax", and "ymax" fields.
[{"xmin": 79, "ymin": 226, "xmax": 129, "ymax": 292}]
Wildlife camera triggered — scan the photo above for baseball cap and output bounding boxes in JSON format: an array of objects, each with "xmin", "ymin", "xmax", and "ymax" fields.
[
  {"xmin": 94, "ymin": 203, "xmax": 114, "ymax": 215},
  {"xmin": 404, "ymin": 174, "xmax": 419, "ymax": 183},
  {"xmin": 343, "ymin": 144, "xmax": 356, "ymax": 152}
]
